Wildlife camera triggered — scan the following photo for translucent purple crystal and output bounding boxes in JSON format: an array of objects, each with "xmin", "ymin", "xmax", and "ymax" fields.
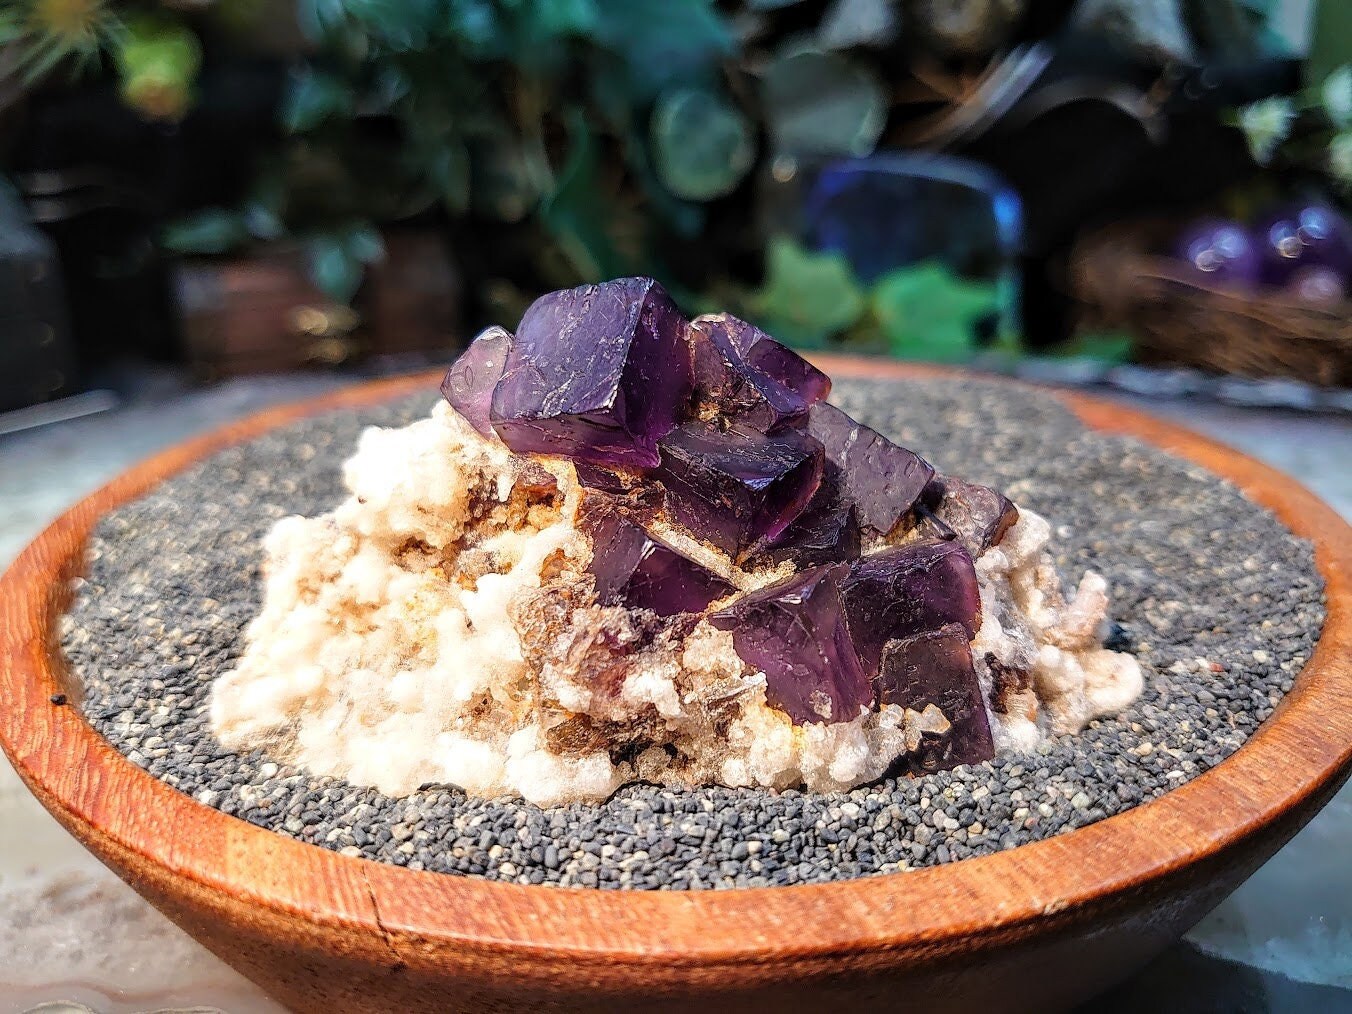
[
  {"xmin": 656, "ymin": 420, "xmax": 823, "ymax": 558},
  {"xmin": 878, "ymin": 623, "xmax": 994, "ymax": 770},
  {"xmin": 440, "ymin": 325, "xmax": 512, "ymax": 437},
  {"xmin": 807, "ymin": 403, "xmax": 934, "ymax": 535},
  {"xmin": 920, "ymin": 475, "xmax": 1018, "ymax": 556},
  {"xmin": 709, "ymin": 564, "xmax": 872, "ymax": 725},
  {"xmin": 583, "ymin": 505, "xmax": 734, "ymax": 617},
  {"xmin": 689, "ymin": 313, "xmax": 830, "ymax": 431},
  {"xmin": 838, "ymin": 539, "xmax": 981, "ymax": 677},
  {"xmin": 747, "ymin": 464, "xmax": 860, "ymax": 569},
  {"xmin": 490, "ymin": 278, "xmax": 692, "ymax": 468}
]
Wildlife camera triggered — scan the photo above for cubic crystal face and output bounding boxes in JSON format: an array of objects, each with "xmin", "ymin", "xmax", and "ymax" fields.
[
  {"xmin": 748, "ymin": 463, "xmax": 861, "ymax": 569},
  {"xmin": 921, "ymin": 475, "xmax": 1018, "ymax": 555},
  {"xmin": 440, "ymin": 325, "xmax": 512, "ymax": 437},
  {"xmin": 709, "ymin": 564, "xmax": 872, "ymax": 725},
  {"xmin": 689, "ymin": 313, "xmax": 831, "ymax": 430},
  {"xmin": 807, "ymin": 402, "xmax": 934, "ymax": 534},
  {"xmin": 838, "ymin": 539, "xmax": 981, "ymax": 677},
  {"xmin": 490, "ymin": 278, "xmax": 692, "ymax": 467},
  {"xmin": 656, "ymin": 420, "xmax": 823, "ymax": 557},
  {"xmin": 878, "ymin": 624, "xmax": 994, "ymax": 770},
  {"xmin": 583, "ymin": 504, "xmax": 734, "ymax": 617}
]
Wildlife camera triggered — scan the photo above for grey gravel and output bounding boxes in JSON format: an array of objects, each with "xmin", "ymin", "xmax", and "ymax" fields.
[{"xmin": 59, "ymin": 377, "xmax": 1326, "ymax": 890}]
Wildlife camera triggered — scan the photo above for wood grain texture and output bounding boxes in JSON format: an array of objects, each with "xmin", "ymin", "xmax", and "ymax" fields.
[{"xmin": 2, "ymin": 359, "xmax": 1350, "ymax": 1013}]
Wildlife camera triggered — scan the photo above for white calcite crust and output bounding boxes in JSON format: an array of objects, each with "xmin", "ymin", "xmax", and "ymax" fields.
[{"xmin": 210, "ymin": 402, "xmax": 1142, "ymax": 805}]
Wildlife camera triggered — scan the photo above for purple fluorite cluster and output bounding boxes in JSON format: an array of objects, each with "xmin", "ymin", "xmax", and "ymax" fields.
[{"xmin": 442, "ymin": 278, "xmax": 1017, "ymax": 770}]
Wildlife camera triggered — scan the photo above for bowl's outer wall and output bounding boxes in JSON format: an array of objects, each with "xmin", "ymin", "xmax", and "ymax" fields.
[{"xmin": 3, "ymin": 359, "xmax": 1351, "ymax": 1014}]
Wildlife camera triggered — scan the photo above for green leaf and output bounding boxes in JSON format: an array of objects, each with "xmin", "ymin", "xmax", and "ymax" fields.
[
  {"xmin": 751, "ymin": 236, "xmax": 865, "ymax": 345},
  {"xmin": 344, "ymin": 224, "xmax": 385, "ymax": 264},
  {"xmin": 1307, "ymin": 0, "xmax": 1352, "ymax": 88},
  {"xmin": 534, "ymin": 0, "xmax": 599, "ymax": 35},
  {"xmin": 471, "ymin": 133, "xmax": 540, "ymax": 222},
  {"xmin": 592, "ymin": 0, "xmax": 734, "ymax": 101},
  {"xmin": 425, "ymin": 140, "xmax": 472, "ymax": 214},
  {"xmin": 539, "ymin": 112, "xmax": 633, "ymax": 280},
  {"xmin": 869, "ymin": 262, "xmax": 997, "ymax": 362},
  {"xmin": 761, "ymin": 48, "xmax": 885, "ymax": 156},
  {"xmin": 625, "ymin": 130, "xmax": 706, "ymax": 238},
  {"xmin": 161, "ymin": 208, "xmax": 249, "ymax": 254},
  {"xmin": 283, "ymin": 69, "xmax": 356, "ymax": 132},
  {"xmin": 1052, "ymin": 331, "xmax": 1135, "ymax": 364},
  {"xmin": 308, "ymin": 234, "xmax": 365, "ymax": 302},
  {"xmin": 650, "ymin": 87, "xmax": 755, "ymax": 201}
]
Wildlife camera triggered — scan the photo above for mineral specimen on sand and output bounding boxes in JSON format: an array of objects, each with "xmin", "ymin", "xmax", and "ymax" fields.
[{"xmin": 211, "ymin": 276, "xmax": 1143, "ymax": 805}]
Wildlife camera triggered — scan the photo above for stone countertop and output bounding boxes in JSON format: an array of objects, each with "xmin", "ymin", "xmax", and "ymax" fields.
[{"xmin": 1, "ymin": 370, "xmax": 1349, "ymax": 1014}]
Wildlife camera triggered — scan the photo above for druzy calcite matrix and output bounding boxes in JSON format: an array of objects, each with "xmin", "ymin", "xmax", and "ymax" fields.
[{"xmin": 212, "ymin": 278, "xmax": 1142, "ymax": 805}]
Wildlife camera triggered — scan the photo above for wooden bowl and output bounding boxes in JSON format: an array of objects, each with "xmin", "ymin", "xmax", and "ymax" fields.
[{"xmin": 2, "ymin": 359, "xmax": 1350, "ymax": 1014}]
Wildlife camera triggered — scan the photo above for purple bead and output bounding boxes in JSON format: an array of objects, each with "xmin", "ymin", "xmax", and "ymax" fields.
[
  {"xmin": 746, "ymin": 464, "xmax": 861, "ymax": 569},
  {"xmin": 440, "ymin": 325, "xmax": 512, "ymax": 437},
  {"xmin": 656, "ymin": 420, "xmax": 823, "ymax": 559},
  {"xmin": 709, "ymin": 564, "xmax": 872, "ymax": 725},
  {"xmin": 1175, "ymin": 218, "xmax": 1261, "ymax": 289},
  {"xmin": 582, "ymin": 504, "xmax": 734, "ymax": 617},
  {"xmin": 1255, "ymin": 203, "xmax": 1352, "ymax": 286},
  {"xmin": 689, "ymin": 313, "xmax": 831, "ymax": 431},
  {"xmin": 837, "ymin": 539, "xmax": 981, "ymax": 677},
  {"xmin": 919, "ymin": 475, "xmax": 1018, "ymax": 556},
  {"xmin": 807, "ymin": 402, "xmax": 934, "ymax": 535},
  {"xmin": 490, "ymin": 278, "xmax": 692, "ymax": 468},
  {"xmin": 877, "ymin": 623, "xmax": 994, "ymax": 771}
]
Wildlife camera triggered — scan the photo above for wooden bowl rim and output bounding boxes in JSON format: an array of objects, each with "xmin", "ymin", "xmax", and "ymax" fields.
[{"xmin": 2, "ymin": 356, "xmax": 1349, "ymax": 969}]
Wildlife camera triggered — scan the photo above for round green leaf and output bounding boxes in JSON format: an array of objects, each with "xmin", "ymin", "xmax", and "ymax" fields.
[
  {"xmin": 650, "ymin": 88, "xmax": 756, "ymax": 201},
  {"xmin": 761, "ymin": 49, "xmax": 885, "ymax": 156},
  {"xmin": 752, "ymin": 236, "xmax": 865, "ymax": 345}
]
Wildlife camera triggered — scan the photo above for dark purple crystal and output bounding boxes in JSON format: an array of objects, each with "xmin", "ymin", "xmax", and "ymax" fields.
[
  {"xmin": 807, "ymin": 403, "xmax": 933, "ymax": 535},
  {"xmin": 689, "ymin": 313, "xmax": 830, "ymax": 431},
  {"xmin": 440, "ymin": 325, "xmax": 512, "ymax": 437},
  {"xmin": 837, "ymin": 539, "xmax": 981, "ymax": 677},
  {"xmin": 656, "ymin": 420, "xmax": 823, "ymax": 558},
  {"xmin": 490, "ymin": 278, "xmax": 692, "ymax": 468},
  {"xmin": 583, "ymin": 505, "xmax": 734, "ymax": 617},
  {"xmin": 709, "ymin": 564, "xmax": 872, "ymax": 725},
  {"xmin": 747, "ymin": 463, "xmax": 860, "ymax": 569},
  {"xmin": 920, "ymin": 475, "xmax": 1018, "ymax": 556},
  {"xmin": 877, "ymin": 623, "xmax": 994, "ymax": 770}
]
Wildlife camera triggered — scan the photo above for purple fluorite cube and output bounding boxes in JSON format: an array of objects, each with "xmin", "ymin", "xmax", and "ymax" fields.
[
  {"xmin": 490, "ymin": 278, "xmax": 692, "ymax": 468},
  {"xmin": 878, "ymin": 624, "xmax": 994, "ymax": 770},
  {"xmin": 582, "ymin": 505, "xmax": 734, "ymax": 617},
  {"xmin": 709, "ymin": 564, "xmax": 872, "ymax": 725},
  {"xmin": 807, "ymin": 403, "xmax": 934, "ymax": 535},
  {"xmin": 440, "ymin": 325, "xmax": 512, "ymax": 437},
  {"xmin": 689, "ymin": 313, "xmax": 830, "ymax": 431},
  {"xmin": 747, "ymin": 464, "xmax": 861, "ymax": 569},
  {"xmin": 838, "ymin": 539, "xmax": 981, "ymax": 677},
  {"xmin": 920, "ymin": 475, "xmax": 1018, "ymax": 556},
  {"xmin": 656, "ymin": 420, "xmax": 823, "ymax": 558}
]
